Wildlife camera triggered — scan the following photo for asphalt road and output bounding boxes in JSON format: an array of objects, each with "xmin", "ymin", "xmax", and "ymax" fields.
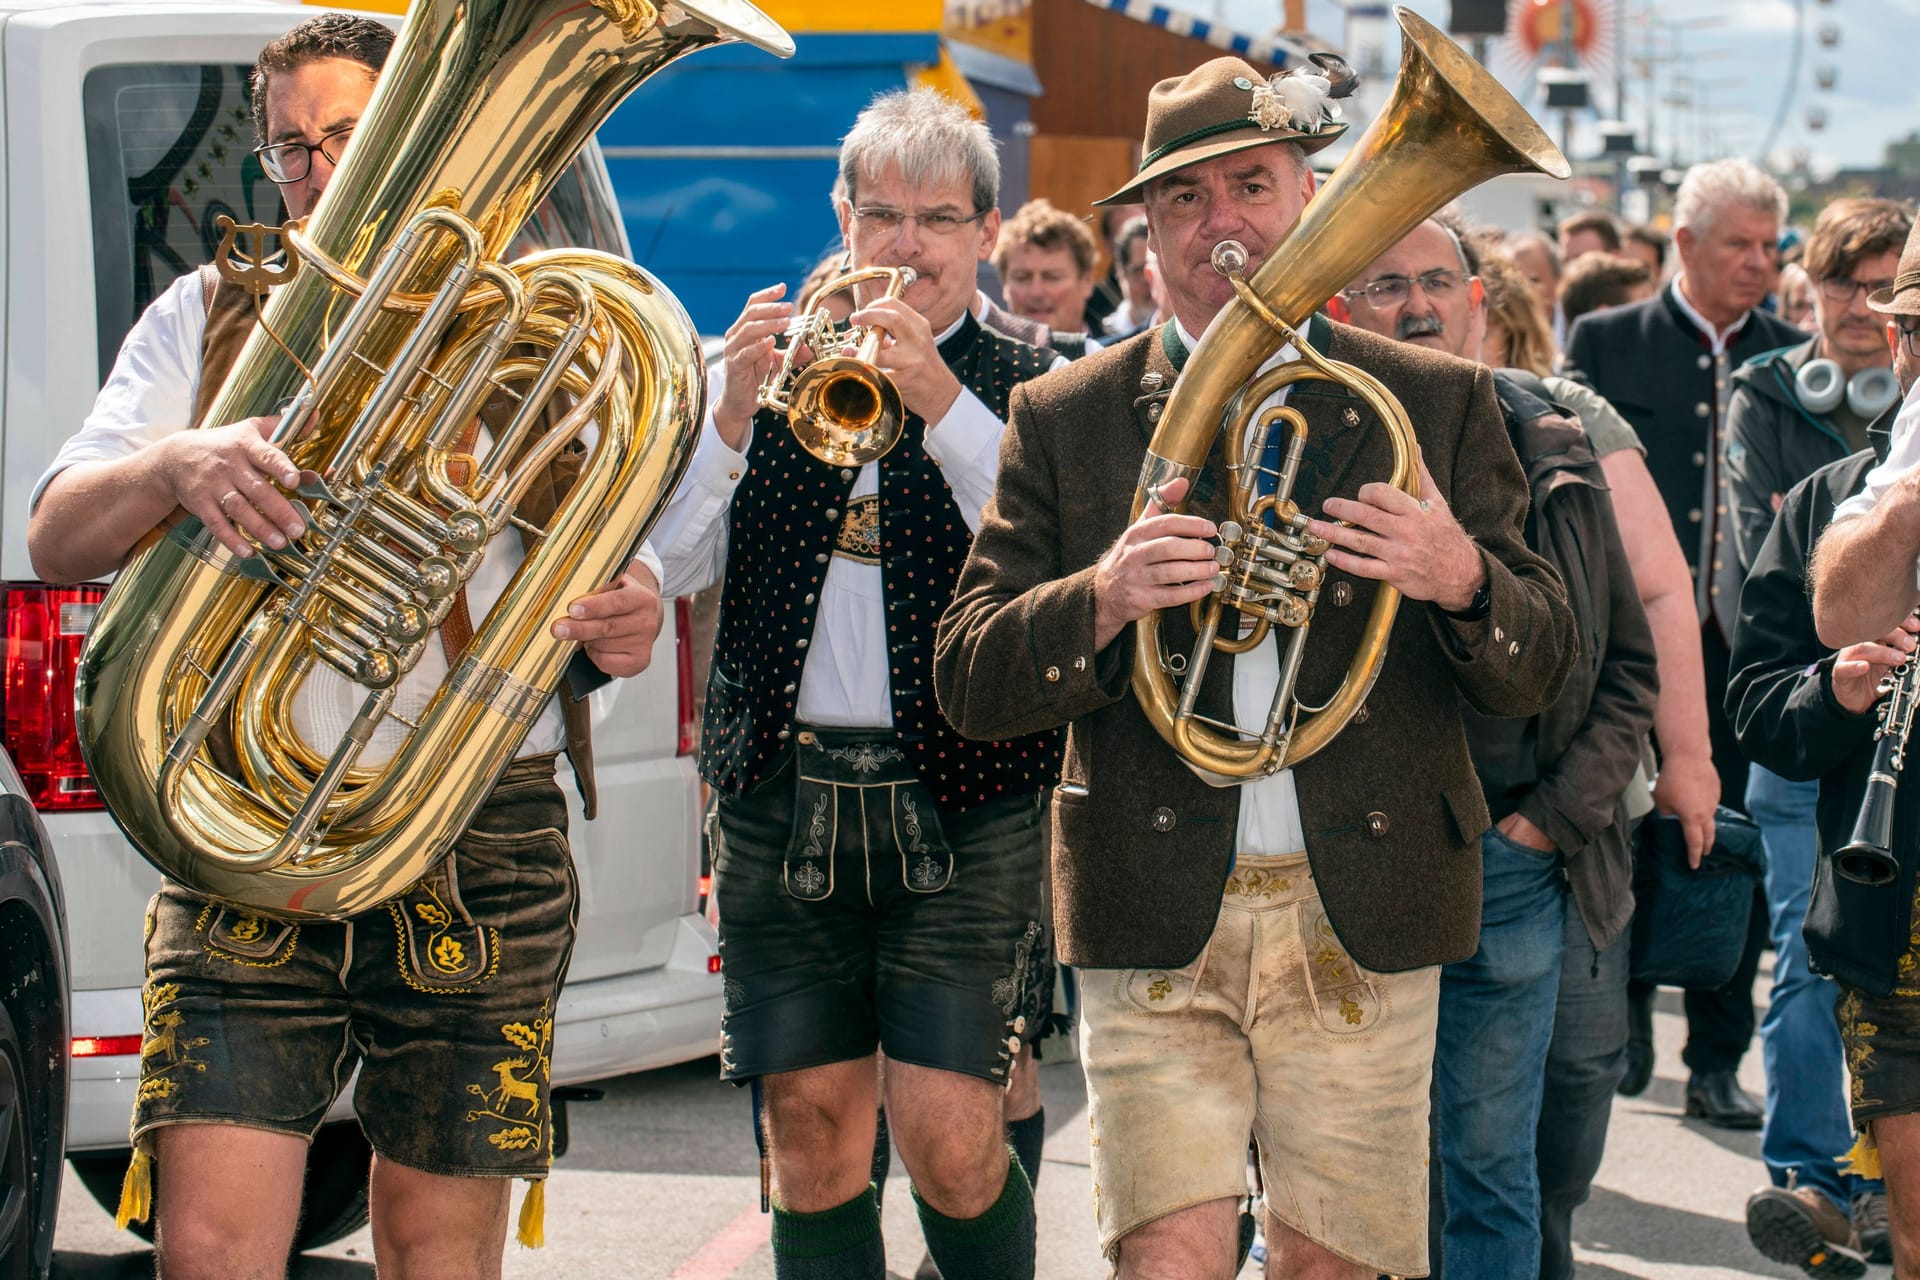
[{"xmin": 50, "ymin": 979, "xmax": 1834, "ymax": 1278}]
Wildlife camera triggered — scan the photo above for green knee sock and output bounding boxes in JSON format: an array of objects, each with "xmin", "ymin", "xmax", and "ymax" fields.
[
  {"xmin": 911, "ymin": 1150, "xmax": 1035, "ymax": 1280},
  {"xmin": 772, "ymin": 1185, "xmax": 885, "ymax": 1279}
]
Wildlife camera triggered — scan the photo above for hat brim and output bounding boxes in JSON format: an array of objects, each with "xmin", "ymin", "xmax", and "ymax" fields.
[
  {"xmin": 1095, "ymin": 120, "xmax": 1348, "ymax": 207},
  {"xmin": 1868, "ymin": 285, "xmax": 1920, "ymax": 317}
]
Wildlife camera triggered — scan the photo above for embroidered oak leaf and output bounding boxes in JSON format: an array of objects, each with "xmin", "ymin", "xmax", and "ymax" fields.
[
  {"xmin": 228, "ymin": 916, "xmax": 265, "ymax": 943},
  {"xmin": 1147, "ymin": 974, "xmax": 1173, "ymax": 1002},
  {"xmin": 432, "ymin": 936, "xmax": 467, "ymax": 972},
  {"xmin": 415, "ymin": 900, "xmax": 453, "ymax": 929},
  {"xmin": 1340, "ymin": 993, "xmax": 1364, "ymax": 1025},
  {"xmin": 488, "ymin": 1126, "xmax": 540, "ymax": 1150},
  {"xmin": 502, "ymin": 1022, "xmax": 541, "ymax": 1053}
]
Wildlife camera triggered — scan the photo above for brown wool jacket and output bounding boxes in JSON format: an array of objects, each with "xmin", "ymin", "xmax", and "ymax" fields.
[{"xmin": 934, "ymin": 320, "xmax": 1577, "ymax": 974}]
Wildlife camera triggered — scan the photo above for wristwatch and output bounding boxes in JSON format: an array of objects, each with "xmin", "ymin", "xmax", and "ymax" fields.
[{"xmin": 1439, "ymin": 580, "xmax": 1492, "ymax": 623}]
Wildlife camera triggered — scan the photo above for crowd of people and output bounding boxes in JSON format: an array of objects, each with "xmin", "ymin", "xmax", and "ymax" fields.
[{"xmin": 39, "ymin": 9, "xmax": 1920, "ymax": 1279}]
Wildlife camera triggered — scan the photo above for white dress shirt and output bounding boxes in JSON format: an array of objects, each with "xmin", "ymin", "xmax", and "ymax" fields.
[
  {"xmin": 37, "ymin": 270, "xmax": 661, "ymax": 765},
  {"xmin": 1168, "ymin": 316, "xmax": 1310, "ymax": 858},
  {"xmin": 652, "ymin": 312, "xmax": 1033, "ymax": 729},
  {"xmin": 1833, "ymin": 378, "xmax": 1920, "ymax": 525}
]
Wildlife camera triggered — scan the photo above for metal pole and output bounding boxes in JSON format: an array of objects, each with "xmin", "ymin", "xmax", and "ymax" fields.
[{"xmin": 1561, "ymin": 0, "xmax": 1578, "ymax": 161}]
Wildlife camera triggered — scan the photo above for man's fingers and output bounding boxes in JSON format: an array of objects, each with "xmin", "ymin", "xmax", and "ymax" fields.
[
  {"xmin": 1142, "ymin": 476, "xmax": 1193, "ymax": 518},
  {"xmin": 243, "ymin": 435, "xmax": 301, "ymax": 488},
  {"xmin": 1352, "ymin": 480, "xmax": 1426, "ymax": 518}
]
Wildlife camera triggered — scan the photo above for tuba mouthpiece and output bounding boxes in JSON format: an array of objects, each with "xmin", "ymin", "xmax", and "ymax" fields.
[{"xmin": 1211, "ymin": 241, "xmax": 1249, "ymax": 278}]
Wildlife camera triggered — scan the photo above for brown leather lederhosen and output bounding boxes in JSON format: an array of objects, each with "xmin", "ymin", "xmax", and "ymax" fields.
[{"xmin": 190, "ymin": 266, "xmax": 601, "ymax": 815}]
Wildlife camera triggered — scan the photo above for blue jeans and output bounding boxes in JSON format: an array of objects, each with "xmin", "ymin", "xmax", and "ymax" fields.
[
  {"xmin": 1747, "ymin": 764, "xmax": 1881, "ymax": 1210},
  {"xmin": 1437, "ymin": 828, "xmax": 1569, "ymax": 1276},
  {"xmin": 1536, "ymin": 902, "xmax": 1629, "ymax": 1280}
]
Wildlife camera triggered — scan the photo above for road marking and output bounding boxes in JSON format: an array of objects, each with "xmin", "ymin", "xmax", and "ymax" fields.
[{"xmin": 669, "ymin": 1204, "xmax": 771, "ymax": 1279}]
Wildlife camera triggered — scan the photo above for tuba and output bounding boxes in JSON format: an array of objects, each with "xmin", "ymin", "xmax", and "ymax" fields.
[
  {"xmin": 1134, "ymin": 5, "xmax": 1570, "ymax": 784},
  {"xmin": 74, "ymin": 0, "xmax": 793, "ymax": 919},
  {"xmin": 759, "ymin": 266, "xmax": 917, "ymax": 466}
]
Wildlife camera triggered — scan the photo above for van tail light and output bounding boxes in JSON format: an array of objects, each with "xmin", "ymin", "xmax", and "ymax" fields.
[
  {"xmin": 2, "ymin": 584, "xmax": 108, "ymax": 811},
  {"xmin": 72, "ymin": 1035, "xmax": 143, "ymax": 1057},
  {"xmin": 675, "ymin": 597, "xmax": 696, "ymax": 757}
]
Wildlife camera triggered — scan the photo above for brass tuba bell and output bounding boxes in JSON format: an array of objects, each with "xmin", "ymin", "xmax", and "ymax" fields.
[
  {"xmin": 74, "ymin": 0, "xmax": 794, "ymax": 919},
  {"xmin": 758, "ymin": 266, "xmax": 916, "ymax": 466},
  {"xmin": 1132, "ymin": 5, "xmax": 1570, "ymax": 784}
]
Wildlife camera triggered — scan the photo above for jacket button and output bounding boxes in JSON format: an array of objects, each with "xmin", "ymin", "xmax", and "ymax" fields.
[
  {"xmin": 1695, "ymin": 403, "xmax": 1711, "ymax": 417},
  {"xmin": 1688, "ymin": 508, "xmax": 1703, "ymax": 523},
  {"xmin": 824, "ymin": 508, "xmax": 839, "ymax": 522},
  {"xmin": 841, "ymin": 469, "xmax": 856, "ymax": 482},
  {"xmin": 1331, "ymin": 581, "xmax": 1353, "ymax": 607},
  {"xmin": 1044, "ymin": 665, "xmax": 1061, "ymax": 681},
  {"xmin": 1139, "ymin": 371, "xmax": 1164, "ymax": 392},
  {"xmin": 1493, "ymin": 626, "xmax": 1505, "ymax": 642},
  {"xmin": 1151, "ymin": 807, "xmax": 1176, "ymax": 833},
  {"xmin": 1508, "ymin": 640, "xmax": 1521, "ymax": 656},
  {"xmin": 1353, "ymin": 704, "xmax": 1370, "ymax": 724},
  {"xmin": 1365, "ymin": 810, "xmax": 1389, "ymax": 837},
  {"xmin": 783, "ymin": 683, "xmax": 797, "ymax": 694},
  {"xmin": 777, "ymin": 728, "xmax": 792, "ymax": 741},
  {"xmin": 1693, "ymin": 451, "xmax": 1707, "ymax": 466},
  {"xmin": 815, "ymin": 552, "xmax": 829, "ymax": 564},
  {"xmin": 797, "ymin": 731, "xmax": 816, "ymax": 745},
  {"xmin": 1073, "ymin": 656, "xmax": 1087, "ymax": 671},
  {"xmin": 797, "ymin": 638, "xmax": 810, "ymax": 649},
  {"xmin": 1698, "ymin": 355, "xmax": 1712, "ymax": 370},
  {"xmin": 1147, "ymin": 403, "xmax": 1163, "ymax": 422}
]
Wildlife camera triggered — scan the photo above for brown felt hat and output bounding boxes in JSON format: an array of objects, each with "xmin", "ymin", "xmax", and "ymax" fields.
[
  {"xmin": 1869, "ymin": 218, "xmax": 1920, "ymax": 317},
  {"xmin": 1095, "ymin": 56, "xmax": 1350, "ymax": 207}
]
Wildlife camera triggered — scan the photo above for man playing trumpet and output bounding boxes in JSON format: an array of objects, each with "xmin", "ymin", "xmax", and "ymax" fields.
[
  {"xmin": 652, "ymin": 87, "xmax": 1063, "ymax": 1278},
  {"xmin": 935, "ymin": 55, "xmax": 1575, "ymax": 1278}
]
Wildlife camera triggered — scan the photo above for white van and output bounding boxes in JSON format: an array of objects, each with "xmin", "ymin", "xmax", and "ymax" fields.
[{"xmin": 0, "ymin": 0, "xmax": 720, "ymax": 1250}]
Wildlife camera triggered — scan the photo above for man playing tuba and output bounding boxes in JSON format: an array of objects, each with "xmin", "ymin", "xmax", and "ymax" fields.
[
  {"xmin": 934, "ymin": 57, "xmax": 1576, "ymax": 1278},
  {"xmin": 27, "ymin": 14, "xmax": 665, "ymax": 1276}
]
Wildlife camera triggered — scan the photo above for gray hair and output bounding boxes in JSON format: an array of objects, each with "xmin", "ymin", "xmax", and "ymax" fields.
[
  {"xmin": 839, "ymin": 87, "xmax": 999, "ymax": 214},
  {"xmin": 1673, "ymin": 158, "xmax": 1788, "ymax": 235}
]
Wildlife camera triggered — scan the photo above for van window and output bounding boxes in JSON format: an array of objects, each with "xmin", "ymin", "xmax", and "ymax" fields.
[{"xmin": 84, "ymin": 62, "xmax": 281, "ymax": 383}]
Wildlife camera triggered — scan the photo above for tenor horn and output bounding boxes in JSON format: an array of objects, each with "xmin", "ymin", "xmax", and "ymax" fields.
[
  {"xmin": 1133, "ymin": 6, "xmax": 1570, "ymax": 784},
  {"xmin": 74, "ymin": 0, "xmax": 793, "ymax": 919}
]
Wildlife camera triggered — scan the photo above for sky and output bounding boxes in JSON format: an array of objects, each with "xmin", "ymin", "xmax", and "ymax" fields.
[{"xmin": 1212, "ymin": 0, "xmax": 1920, "ymax": 175}]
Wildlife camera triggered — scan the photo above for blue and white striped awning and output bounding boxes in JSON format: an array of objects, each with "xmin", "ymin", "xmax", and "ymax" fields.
[{"xmin": 1087, "ymin": 0, "xmax": 1315, "ymax": 68}]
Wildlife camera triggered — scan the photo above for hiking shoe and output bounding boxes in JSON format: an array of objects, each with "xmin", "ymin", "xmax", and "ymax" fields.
[
  {"xmin": 1850, "ymin": 1188, "xmax": 1891, "ymax": 1265},
  {"xmin": 1746, "ymin": 1184, "xmax": 1868, "ymax": 1278}
]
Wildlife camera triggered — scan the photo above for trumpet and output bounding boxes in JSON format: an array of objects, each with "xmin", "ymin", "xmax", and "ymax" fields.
[{"xmin": 758, "ymin": 266, "xmax": 915, "ymax": 466}]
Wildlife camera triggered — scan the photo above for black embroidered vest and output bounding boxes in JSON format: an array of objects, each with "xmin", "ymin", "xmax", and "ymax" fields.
[{"xmin": 701, "ymin": 314, "xmax": 1061, "ymax": 811}]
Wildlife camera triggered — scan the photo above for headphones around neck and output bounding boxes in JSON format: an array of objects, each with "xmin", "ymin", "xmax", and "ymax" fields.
[{"xmin": 1795, "ymin": 358, "xmax": 1901, "ymax": 419}]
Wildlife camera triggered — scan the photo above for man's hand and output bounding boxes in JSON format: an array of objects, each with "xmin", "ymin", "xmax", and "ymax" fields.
[
  {"xmin": 1832, "ymin": 614, "xmax": 1920, "ymax": 715},
  {"xmin": 1652, "ymin": 751, "xmax": 1719, "ymax": 868},
  {"xmin": 1497, "ymin": 811, "xmax": 1557, "ymax": 853},
  {"xmin": 854, "ymin": 296, "xmax": 963, "ymax": 427},
  {"xmin": 158, "ymin": 415, "xmax": 305, "ymax": 557},
  {"xmin": 714, "ymin": 283, "xmax": 794, "ymax": 450},
  {"xmin": 554, "ymin": 559, "xmax": 664, "ymax": 678},
  {"xmin": 1092, "ymin": 477, "xmax": 1219, "ymax": 651},
  {"xmin": 1306, "ymin": 455, "xmax": 1485, "ymax": 611}
]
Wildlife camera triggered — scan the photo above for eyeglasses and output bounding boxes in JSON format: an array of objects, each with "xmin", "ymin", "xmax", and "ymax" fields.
[
  {"xmin": 1817, "ymin": 275, "xmax": 1897, "ymax": 305},
  {"xmin": 254, "ymin": 126, "xmax": 354, "ymax": 184},
  {"xmin": 1898, "ymin": 320, "xmax": 1920, "ymax": 357},
  {"xmin": 851, "ymin": 206, "xmax": 989, "ymax": 238},
  {"xmin": 1346, "ymin": 269, "xmax": 1465, "ymax": 308}
]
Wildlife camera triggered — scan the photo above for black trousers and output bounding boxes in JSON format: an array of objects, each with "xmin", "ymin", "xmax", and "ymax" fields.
[{"xmin": 1677, "ymin": 622, "xmax": 1766, "ymax": 1073}]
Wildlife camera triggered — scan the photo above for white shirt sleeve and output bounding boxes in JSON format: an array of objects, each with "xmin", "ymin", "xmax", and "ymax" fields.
[
  {"xmin": 1834, "ymin": 383, "xmax": 1920, "ymax": 524},
  {"xmin": 31, "ymin": 272, "xmax": 207, "ymax": 511},
  {"xmin": 652, "ymin": 361, "xmax": 751, "ymax": 599}
]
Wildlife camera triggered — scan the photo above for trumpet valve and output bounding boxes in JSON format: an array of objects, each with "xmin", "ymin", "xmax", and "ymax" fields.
[
  {"xmin": 1275, "ymin": 593, "xmax": 1311, "ymax": 628},
  {"xmin": 1289, "ymin": 560, "xmax": 1323, "ymax": 591}
]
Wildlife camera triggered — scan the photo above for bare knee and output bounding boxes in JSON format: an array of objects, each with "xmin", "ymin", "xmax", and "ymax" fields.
[
  {"xmin": 152, "ymin": 1124, "xmax": 306, "ymax": 1280},
  {"xmin": 886, "ymin": 1062, "xmax": 1010, "ymax": 1217},
  {"xmin": 1264, "ymin": 1210, "xmax": 1371, "ymax": 1280},
  {"xmin": 368, "ymin": 1157, "xmax": 510, "ymax": 1279},
  {"xmin": 763, "ymin": 1060, "xmax": 880, "ymax": 1212},
  {"xmin": 1116, "ymin": 1197, "xmax": 1240, "ymax": 1280}
]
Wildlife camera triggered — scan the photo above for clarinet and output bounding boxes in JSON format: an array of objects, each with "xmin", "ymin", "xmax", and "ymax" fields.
[{"xmin": 1835, "ymin": 658, "xmax": 1920, "ymax": 885}]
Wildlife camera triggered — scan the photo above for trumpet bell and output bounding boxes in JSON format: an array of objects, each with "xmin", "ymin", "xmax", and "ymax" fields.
[{"xmin": 790, "ymin": 356, "xmax": 906, "ymax": 466}]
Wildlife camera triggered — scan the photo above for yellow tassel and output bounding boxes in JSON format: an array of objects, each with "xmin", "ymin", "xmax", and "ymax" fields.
[
  {"xmin": 115, "ymin": 1148, "xmax": 152, "ymax": 1229},
  {"xmin": 1841, "ymin": 1130, "xmax": 1884, "ymax": 1180},
  {"xmin": 515, "ymin": 1178, "xmax": 546, "ymax": 1249}
]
